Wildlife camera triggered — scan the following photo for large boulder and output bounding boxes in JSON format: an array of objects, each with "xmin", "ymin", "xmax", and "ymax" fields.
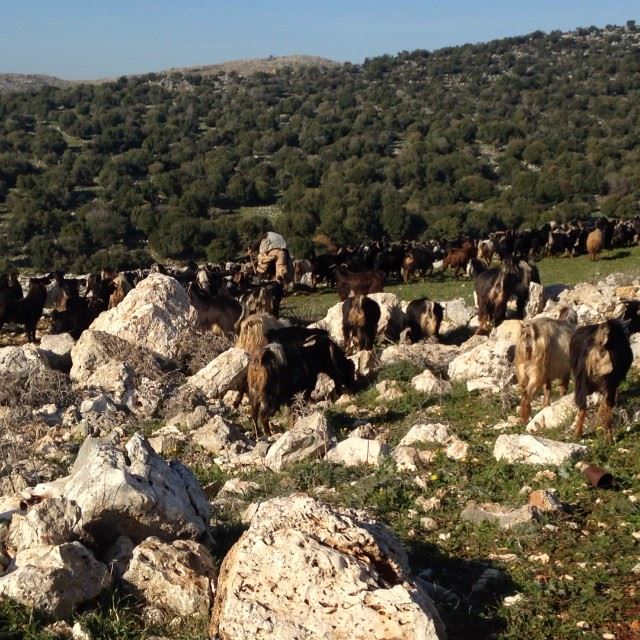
[
  {"xmin": 70, "ymin": 330, "xmax": 162, "ymax": 383},
  {"xmin": 265, "ymin": 412, "xmax": 334, "ymax": 472},
  {"xmin": 123, "ymin": 536, "xmax": 217, "ymax": 621},
  {"xmin": 0, "ymin": 542, "xmax": 111, "ymax": 618},
  {"xmin": 26, "ymin": 433, "xmax": 211, "ymax": 546},
  {"xmin": 448, "ymin": 338, "xmax": 514, "ymax": 386},
  {"xmin": 493, "ymin": 434, "xmax": 587, "ymax": 466},
  {"xmin": 90, "ymin": 273, "xmax": 198, "ymax": 359},
  {"xmin": 185, "ymin": 347, "xmax": 249, "ymax": 399},
  {"xmin": 440, "ymin": 298, "xmax": 475, "ymax": 334},
  {"xmin": 210, "ymin": 494, "xmax": 445, "ymax": 640},
  {"xmin": 310, "ymin": 293, "xmax": 404, "ymax": 346}
]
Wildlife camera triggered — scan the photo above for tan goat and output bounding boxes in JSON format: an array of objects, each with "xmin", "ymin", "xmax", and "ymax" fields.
[{"xmin": 515, "ymin": 309, "xmax": 577, "ymax": 423}]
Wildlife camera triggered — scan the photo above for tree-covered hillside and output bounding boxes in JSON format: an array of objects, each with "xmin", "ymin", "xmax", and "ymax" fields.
[{"xmin": 1, "ymin": 22, "xmax": 640, "ymax": 271}]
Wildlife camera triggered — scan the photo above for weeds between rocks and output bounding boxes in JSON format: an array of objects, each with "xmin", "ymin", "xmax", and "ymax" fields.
[{"xmin": 173, "ymin": 332, "xmax": 232, "ymax": 376}]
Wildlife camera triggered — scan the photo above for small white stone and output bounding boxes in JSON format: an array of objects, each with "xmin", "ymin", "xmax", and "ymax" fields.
[{"xmin": 503, "ymin": 593, "xmax": 523, "ymax": 607}]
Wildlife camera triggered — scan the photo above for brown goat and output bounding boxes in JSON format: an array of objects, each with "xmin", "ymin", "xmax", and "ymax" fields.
[
  {"xmin": 334, "ymin": 267, "xmax": 385, "ymax": 302},
  {"xmin": 235, "ymin": 314, "xmax": 286, "ymax": 354},
  {"xmin": 442, "ymin": 242, "xmax": 476, "ymax": 278},
  {"xmin": 107, "ymin": 274, "xmax": 133, "ymax": 309},
  {"xmin": 515, "ymin": 310, "xmax": 577, "ymax": 423},
  {"xmin": 586, "ymin": 229, "xmax": 603, "ymax": 261}
]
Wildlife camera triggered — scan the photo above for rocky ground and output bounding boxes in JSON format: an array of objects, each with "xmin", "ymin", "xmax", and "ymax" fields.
[{"xmin": 0, "ymin": 272, "xmax": 638, "ymax": 639}]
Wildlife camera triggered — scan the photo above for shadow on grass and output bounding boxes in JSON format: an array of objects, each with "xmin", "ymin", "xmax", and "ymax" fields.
[
  {"xmin": 600, "ymin": 250, "xmax": 631, "ymax": 261},
  {"xmin": 406, "ymin": 538, "xmax": 519, "ymax": 639}
]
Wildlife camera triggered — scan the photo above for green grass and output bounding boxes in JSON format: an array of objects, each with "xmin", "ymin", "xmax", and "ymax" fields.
[
  {"xmin": 283, "ymin": 245, "xmax": 640, "ymax": 322},
  {"xmin": 223, "ymin": 372, "xmax": 640, "ymax": 640}
]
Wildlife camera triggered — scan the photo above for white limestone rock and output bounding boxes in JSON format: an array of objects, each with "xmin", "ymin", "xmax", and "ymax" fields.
[
  {"xmin": 210, "ymin": 494, "xmax": 446, "ymax": 640},
  {"xmin": 493, "ymin": 434, "xmax": 587, "ymax": 466}
]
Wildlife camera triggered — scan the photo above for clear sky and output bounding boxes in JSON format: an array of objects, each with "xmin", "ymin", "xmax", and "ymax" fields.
[{"xmin": 1, "ymin": 0, "xmax": 638, "ymax": 79}]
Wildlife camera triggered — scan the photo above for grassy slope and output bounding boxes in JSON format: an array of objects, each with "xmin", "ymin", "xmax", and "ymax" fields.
[{"xmin": 283, "ymin": 245, "xmax": 640, "ymax": 322}]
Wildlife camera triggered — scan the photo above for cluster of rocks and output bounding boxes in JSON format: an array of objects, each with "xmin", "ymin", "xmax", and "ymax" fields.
[{"xmin": 0, "ymin": 270, "xmax": 638, "ymax": 636}]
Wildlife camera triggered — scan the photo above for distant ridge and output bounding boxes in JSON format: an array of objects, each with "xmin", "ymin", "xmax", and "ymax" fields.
[
  {"xmin": 0, "ymin": 55, "xmax": 339, "ymax": 93},
  {"xmin": 0, "ymin": 73, "xmax": 72, "ymax": 93},
  {"xmin": 166, "ymin": 54, "xmax": 340, "ymax": 76}
]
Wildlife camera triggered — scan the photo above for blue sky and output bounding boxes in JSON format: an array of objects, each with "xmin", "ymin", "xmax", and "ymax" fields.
[{"xmin": 1, "ymin": 1, "xmax": 638, "ymax": 79}]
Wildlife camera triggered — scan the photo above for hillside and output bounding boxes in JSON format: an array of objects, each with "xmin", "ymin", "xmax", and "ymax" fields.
[{"xmin": 1, "ymin": 22, "xmax": 640, "ymax": 272}]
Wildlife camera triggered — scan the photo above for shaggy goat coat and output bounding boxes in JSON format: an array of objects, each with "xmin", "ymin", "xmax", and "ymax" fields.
[
  {"xmin": 515, "ymin": 312, "xmax": 577, "ymax": 422},
  {"xmin": 570, "ymin": 319, "xmax": 633, "ymax": 442}
]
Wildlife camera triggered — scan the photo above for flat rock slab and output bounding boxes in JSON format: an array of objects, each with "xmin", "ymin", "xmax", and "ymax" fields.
[
  {"xmin": 186, "ymin": 347, "xmax": 249, "ymax": 399},
  {"xmin": 461, "ymin": 502, "xmax": 538, "ymax": 529},
  {"xmin": 326, "ymin": 437, "xmax": 389, "ymax": 467},
  {"xmin": 494, "ymin": 434, "xmax": 587, "ymax": 466}
]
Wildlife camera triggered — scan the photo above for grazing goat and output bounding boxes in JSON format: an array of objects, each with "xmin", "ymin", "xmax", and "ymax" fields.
[
  {"xmin": 1, "ymin": 272, "xmax": 23, "ymax": 302},
  {"xmin": 235, "ymin": 313, "xmax": 286, "ymax": 353},
  {"xmin": 442, "ymin": 242, "xmax": 476, "ymax": 278},
  {"xmin": 238, "ymin": 281, "xmax": 284, "ymax": 318},
  {"xmin": 475, "ymin": 260, "xmax": 539, "ymax": 334},
  {"xmin": 187, "ymin": 284, "xmax": 243, "ymax": 338},
  {"xmin": 515, "ymin": 310, "xmax": 577, "ymax": 423},
  {"xmin": 586, "ymin": 228, "xmax": 604, "ymax": 261},
  {"xmin": 247, "ymin": 327, "xmax": 354, "ymax": 437},
  {"xmin": 477, "ymin": 239, "xmax": 495, "ymax": 265},
  {"xmin": 51, "ymin": 295, "xmax": 106, "ymax": 340},
  {"xmin": 621, "ymin": 300, "xmax": 640, "ymax": 334},
  {"xmin": 334, "ymin": 267, "xmax": 385, "ymax": 302},
  {"xmin": 342, "ymin": 295, "xmax": 380, "ymax": 353},
  {"xmin": 0, "ymin": 279, "xmax": 48, "ymax": 342},
  {"xmin": 107, "ymin": 273, "xmax": 133, "ymax": 309},
  {"xmin": 570, "ymin": 319, "xmax": 633, "ymax": 442},
  {"xmin": 400, "ymin": 247, "xmax": 434, "ymax": 283},
  {"xmin": 403, "ymin": 298, "xmax": 444, "ymax": 343}
]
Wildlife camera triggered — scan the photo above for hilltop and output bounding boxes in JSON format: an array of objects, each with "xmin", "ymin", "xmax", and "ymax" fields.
[
  {"xmin": 0, "ymin": 72, "xmax": 72, "ymax": 93},
  {"xmin": 0, "ymin": 55, "xmax": 339, "ymax": 94}
]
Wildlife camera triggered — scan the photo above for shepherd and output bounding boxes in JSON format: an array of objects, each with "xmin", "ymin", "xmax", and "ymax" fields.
[{"xmin": 250, "ymin": 231, "xmax": 293, "ymax": 284}]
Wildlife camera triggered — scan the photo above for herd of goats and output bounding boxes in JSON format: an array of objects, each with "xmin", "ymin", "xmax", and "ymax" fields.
[{"xmin": 1, "ymin": 214, "xmax": 640, "ymax": 441}]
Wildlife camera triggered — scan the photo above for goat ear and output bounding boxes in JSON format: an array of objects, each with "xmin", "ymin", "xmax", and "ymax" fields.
[{"xmin": 594, "ymin": 323, "xmax": 609, "ymax": 347}]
